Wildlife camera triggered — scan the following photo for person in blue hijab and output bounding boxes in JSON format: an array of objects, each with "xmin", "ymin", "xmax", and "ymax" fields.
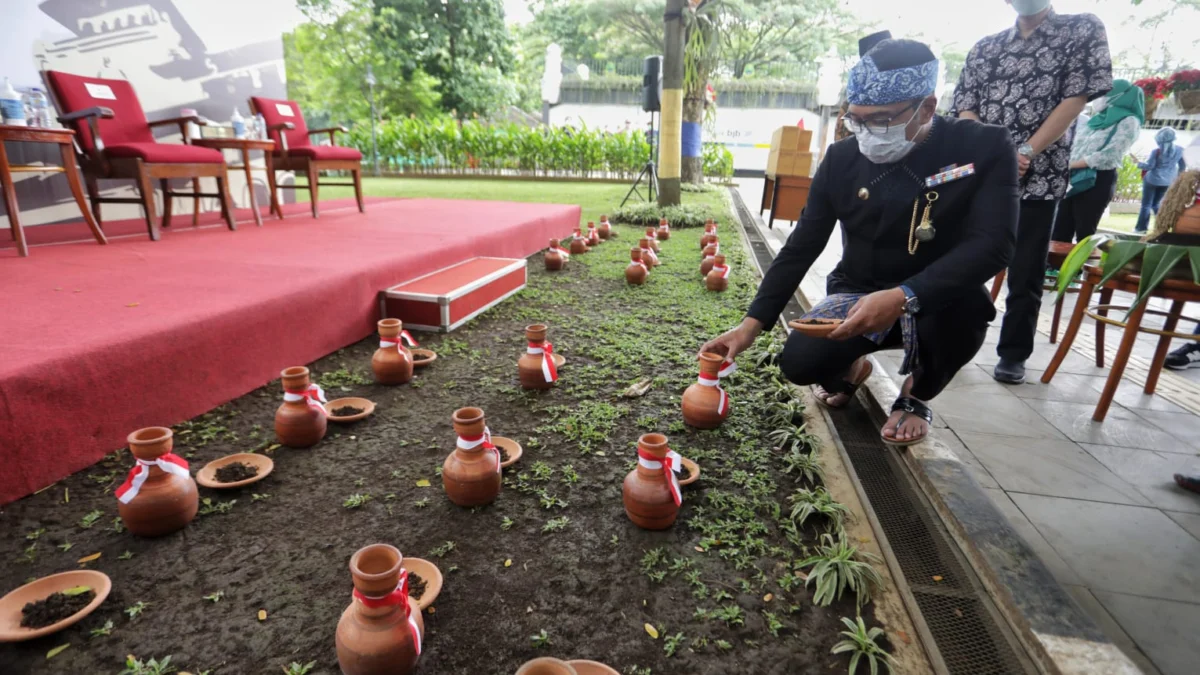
[{"xmin": 1136, "ymin": 127, "xmax": 1188, "ymax": 233}]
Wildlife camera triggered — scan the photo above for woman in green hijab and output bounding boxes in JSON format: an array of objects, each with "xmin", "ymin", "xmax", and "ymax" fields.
[{"xmin": 1051, "ymin": 79, "xmax": 1145, "ymax": 243}]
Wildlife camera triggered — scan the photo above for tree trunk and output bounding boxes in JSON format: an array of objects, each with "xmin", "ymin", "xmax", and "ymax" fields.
[
  {"xmin": 658, "ymin": 0, "xmax": 685, "ymax": 207},
  {"xmin": 681, "ymin": 94, "xmax": 704, "ymax": 184}
]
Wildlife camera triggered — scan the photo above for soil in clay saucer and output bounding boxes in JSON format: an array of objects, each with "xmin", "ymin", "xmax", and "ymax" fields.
[
  {"xmin": 408, "ymin": 572, "xmax": 427, "ymax": 602},
  {"xmin": 412, "ymin": 353, "xmax": 432, "ymax": 362},
  {"xmin": 331, "ymin": 405, "xmax": 365, "ymax": 417},
  {"xmin": 214, "ymin": 461, "xmax": 259, "ymax": 484},
  {"xmin": 498, "ymin": 445, "xmax": 511, "ymax": 464},
  {"xmin": 21, "ymin": 589, "xmax": 96, "ymax": 629}
]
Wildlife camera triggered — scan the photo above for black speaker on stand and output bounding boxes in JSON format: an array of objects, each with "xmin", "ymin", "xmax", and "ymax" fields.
[{"xmin": 622, "ymin": 55, "xmax": 663, "ymax": 206}]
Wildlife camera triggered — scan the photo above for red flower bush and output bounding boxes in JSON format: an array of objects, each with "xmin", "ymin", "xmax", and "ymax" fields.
[
  {"xmin": 1169, "ymin": 69, "xmax": 1200, "ymax": 93},
  {"xmin": 1134, "ymin": 76, "xmax": 1172, "ymax": 100}
]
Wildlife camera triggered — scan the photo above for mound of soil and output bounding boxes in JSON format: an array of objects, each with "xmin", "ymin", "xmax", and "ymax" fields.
[
  {"xmin": 412, "ymin": 353, "xmax": 432, "ymax": 362},
  {"xmin": 21, "ymin": 589, "xmax": 95, "ymax": 629},
  {"xmin": 408, "ymin": 572, "xmax": 427, "ymax": 601},
  {"xmin": 214, "ymin": 462, "xmax": 259, "ymax": 483},
  {"xmin": 331, "ymin": 405, "xmax": 365, "ymax": 417}
]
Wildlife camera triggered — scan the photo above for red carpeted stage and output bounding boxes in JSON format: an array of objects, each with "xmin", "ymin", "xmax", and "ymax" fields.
[{"xmin": 0, "ymin": 197, "xmax": 579, "ymax": 504}]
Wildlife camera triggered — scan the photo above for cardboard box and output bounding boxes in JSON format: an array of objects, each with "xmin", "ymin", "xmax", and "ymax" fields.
[
  {"xmin": 770, "ymin": 126, "xmax": 814, "ymax": 152},
  {"xmin": 767, "ymin": 150, "xmax": 814, "ymax": 177}
]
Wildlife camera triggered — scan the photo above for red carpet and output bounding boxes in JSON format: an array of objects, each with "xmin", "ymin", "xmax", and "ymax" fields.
[{"xmin": 0, "ymin": 197, "xmax": 580, "ymax": 504}]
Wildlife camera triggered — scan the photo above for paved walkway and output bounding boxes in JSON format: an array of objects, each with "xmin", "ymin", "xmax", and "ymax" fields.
[{"xmin": 736, "ymin": 179, "xmax": 1200, "ymax": 675}]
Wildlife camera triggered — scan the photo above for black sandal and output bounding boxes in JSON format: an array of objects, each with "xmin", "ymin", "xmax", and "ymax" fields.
[
  {"xmin": 882, "ymin": 396, "xmax": 932, "ymax": 446},
  {"xmin": 813, "ymin": 360, "xmax": 873, "ymax": 409}
]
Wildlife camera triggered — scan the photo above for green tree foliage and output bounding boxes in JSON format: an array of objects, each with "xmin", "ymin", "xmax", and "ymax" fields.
[
  {"xmin": 718, "ymin": 0, "xmax": 855, "ymax": 78},
  {"xmin": 373, "ymin": 0, "xmax": 517, "ymax": 117}
]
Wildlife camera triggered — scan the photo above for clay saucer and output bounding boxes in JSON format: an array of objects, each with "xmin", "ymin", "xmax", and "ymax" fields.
[
  {"xmin": 788, "ymin": 318, "xmax": 843, "ymax": 338},
  {"xmin": 401, "ymin": 557, "xmax": 443, "ymax": 610},
  {"xmin": 196, "ymin": 452, "xmax": 274, "ymax": 489},
  {"xmin": 324, "ymin": 397, "xmax": 376, "ymax": 423},
  {"xmin": 552, "ymin": 353, "xmax": 566, "ymax": 369},
  {"xmin": 410, "ymin": 349, "xmax": 438, "ymax": 369},
  {"xmin": 492, "ymin": 437, "xmax": 523, "ymax": 468},
  {"xmin": 679, "ymin": 458, "xmax": 700, "ymax": 486},
  {"xmin": 0, "ymin": 570, "xmax": 112, "ymax": 642},
  {"xmin": 568, "ymin": 661, "xmax": 620, "ymax": 675}
]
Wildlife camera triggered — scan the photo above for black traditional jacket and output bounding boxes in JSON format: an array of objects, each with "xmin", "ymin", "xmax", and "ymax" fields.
[{"xmin": 747, "ymin": 116, "xmax": 1019, "ymax": 327}]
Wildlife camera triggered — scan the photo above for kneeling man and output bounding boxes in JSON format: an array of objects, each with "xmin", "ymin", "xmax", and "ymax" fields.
[{"xmin": 703, "ymin": 39, "xmax": 1018, "ymax": 445}]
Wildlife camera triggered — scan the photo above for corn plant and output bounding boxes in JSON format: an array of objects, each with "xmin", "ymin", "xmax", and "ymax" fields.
[
  {"xmin": 832, "ymin": 615, "xmax": 896, "ymax": 675},
  {"xmin": 799, "ymin": 533, "xmax": 883, "ymax": 609}
]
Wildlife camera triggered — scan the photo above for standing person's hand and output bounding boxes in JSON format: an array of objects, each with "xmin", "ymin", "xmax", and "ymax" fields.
[
  {"xmin": 700, "ymin": 318, "xmax": 764, "ymax": 361},
  {"xmin": 1017, "ymin": 152, "xmax": 1031, "ymax": 177},
  {"xmin": 828, "ymin": 289, "xmax": 906, "ymax": 341}
]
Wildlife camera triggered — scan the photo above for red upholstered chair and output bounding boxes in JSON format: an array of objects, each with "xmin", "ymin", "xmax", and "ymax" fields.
[
  {"xmin": 42, "ymin": 71, "xmax": 236, "ymax": 241},
  {"xmin": 248, "ymin": 97, "xmax": 365, "ymax": 218}
]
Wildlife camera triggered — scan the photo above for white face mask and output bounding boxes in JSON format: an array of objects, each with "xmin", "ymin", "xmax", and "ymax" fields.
[
  {"xmin": 1010, "ymin": 0, "xmax": 1051, "ymax": 17},
  {"xmin": 854, "ymin": 107, "xmax": 922, "ymax": 164}
]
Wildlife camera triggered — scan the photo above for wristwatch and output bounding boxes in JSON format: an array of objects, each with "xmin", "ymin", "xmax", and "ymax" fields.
[
  {"xmin": 1018, "ymin": 142, "xmax": 1035, "ymax": 159},
  {"xmin": 899, "ymin": 286, "xmax": 920, "ymax": 316}
]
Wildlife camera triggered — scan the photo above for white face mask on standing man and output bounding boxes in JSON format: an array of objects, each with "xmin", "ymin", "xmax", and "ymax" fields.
[{"xmin": 1009, "ymin": 0, "xmax": 1051, "ymax": 17}]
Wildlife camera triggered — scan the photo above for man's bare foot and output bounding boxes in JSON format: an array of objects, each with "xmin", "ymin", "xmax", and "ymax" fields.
[
  {"xmin": 881, "ymin": 376, "xmax": 931, "ymax": 444},
  {"xmin": 813, "ymin": 357, "xmax": 873, "ymax": 408}
]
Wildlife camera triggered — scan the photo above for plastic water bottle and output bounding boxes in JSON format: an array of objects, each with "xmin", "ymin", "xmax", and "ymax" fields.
[
  {"xmin": 1, "ymin": 77, "xmax": 26, "ymax": 126},
  {"xmin": 255, "ymin": 113, "xmax": 267, "ymax": 140},
  {"xmin": 28, "ymin": 88, "xmax": 50, "ymax": 127},
  {"xmin": 231, "ymin": 107, "xmax": 246, "ymax": 139}
]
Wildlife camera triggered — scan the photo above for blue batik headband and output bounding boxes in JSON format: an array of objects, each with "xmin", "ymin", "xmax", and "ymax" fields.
[{"xmin": 846, "ymin": 55, "xmax": 938, "ymax": 106}]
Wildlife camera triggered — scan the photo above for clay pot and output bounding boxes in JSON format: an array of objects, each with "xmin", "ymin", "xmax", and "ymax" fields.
[
  {"xmin": 682, "ymin": 352, "xmax": 732, "ymax": 429},
  {"xmin": 597, "ymin": 216, "xmax": 612, "ymax": 239},
  {"xmin": 657, "ymin": 218, "xmax": 671, "ymax": 240},
  {"xmin": 643, "ymin": 227, "xmax": 660, "ymax": 252},
  {"xmin": 276, "ymin": 366, "xmax": 328, "ymax": 448},
  {"xmin": 545, "ymin": 238, "xmax": 567, "ymax": 271},
  {"xmin": 700, "ymin": 240, "xmax": 721, "ymax": 276},
  {"xmin": 336, "ymin": 544, "xmax": 425, "ymax": 675},
  {"xmin": 623, "ymin": 433, "xmax": 680, "ymax": 530},
  {"xmin": 639, "ymin": 238, "xmax": 660, "ymax": 268},
  {"xmin": 372, "ymin": 319, "xmax": 415, "ymax": 385},
  {"xmin": 117, "ymin": 427, "xmax": 199, "ymax": 537},
  {"xmin": 702, "ymin": 236, "xmax": 719, "ymax": 260},
  {"xmin": 517, "ymin": 659, "xmax": 578, "ymax": 675},
  {"xmin": 701, "ymin": 221, "xmax": 717, "ymax": 250},
  {"xmin": 706, "ymin": 254, "xmax": 729, "ymax": 292},
  {"xmin": 586, "ymin": 222, "xmax": 601, "ymax": 246},
  {"xmin": 443, "ymin": 407, "xmax": 502, "ymax": 507},
  {"xmin": 519, "ymin": 324, "xmax": 558, "ymax": 390},
  {"xmin": 625, "ymin": 248, "xmax": 648, "ymax": 285},
  {"xmin": 569, "ymin": 228, "xmax": 590, "ymax": 255}
]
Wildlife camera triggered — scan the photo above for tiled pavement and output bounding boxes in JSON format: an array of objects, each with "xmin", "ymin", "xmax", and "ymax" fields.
[{"xmin": 735, "ymin": 180, "xmax": 1200, "ymax": 675}]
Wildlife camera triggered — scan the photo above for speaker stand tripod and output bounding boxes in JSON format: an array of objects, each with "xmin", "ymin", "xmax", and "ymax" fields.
[{"xmin": 621, "ymin": 111, "xmax": 659, "ymax": 207}]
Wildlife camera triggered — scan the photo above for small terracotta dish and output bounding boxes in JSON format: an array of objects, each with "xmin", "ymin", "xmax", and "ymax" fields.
[
  {"xmin": 568, "ymin": 661, "xmax": 620, "ymax": 675},
  {"xmin": 552, "ymin": 353, "xmax": 566, "ymax": 369},
  {"xmin": 401, "ymin": 557, "xmax": 443, "ymax": 610},
  {"xmin": 410, "ymin": 349, "xmax": 438, "ymax": 369},
  {"xmin": 491, "ymin": 437, "xmax": 523, "ymax": 468},
  {"xmin": 0, "ymin": 570, "xmax": 112, "ymax": 642},
  {"xmin": 788, "ymin": 318, "xmax": 843, "ymax": 338},
  {"xmin": 196, "ymin": 452, "xmax": 274, "ymax": 489},
  {"xmin": 324, "ymin": 397, "xmax": 376, "ymax": 423},
  {"xmin": 679, "ymin": 458, "xmax": 700, "ymax": 486}
]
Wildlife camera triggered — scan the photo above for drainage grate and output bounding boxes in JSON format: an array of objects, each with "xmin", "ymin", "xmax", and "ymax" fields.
[{"xmin": 829, "ymin": 403, "xmax": 1034, "ymax": 675}]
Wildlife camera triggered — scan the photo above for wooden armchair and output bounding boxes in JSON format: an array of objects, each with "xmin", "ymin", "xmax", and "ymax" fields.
[
  {"xmin": 248, "ymin": 97, "xmax": 364, "ymax": 218},
  {"xmin": 43, "ymin": 70, "xmax": 236, "ymax": 241}
]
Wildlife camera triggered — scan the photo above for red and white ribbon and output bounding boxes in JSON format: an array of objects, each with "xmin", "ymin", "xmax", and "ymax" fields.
[
  {"xmin": 115, "ymin": 453, "xmax": 190, "ymax": 504},
  {"xmin": 527, "ymin": 341, "xmax": 558, "ymax": 383},
  {"xmin": 697, "ymin": 359, "xmax": 737, "ymax": 415},
  {"xmin": 284, "ymin": 383, "xmax": 329, "ymax": 416},
  {"xmin": 550, "ymin": 244, "xmax": 571, "ymax": 259},
  {"xmin": 706, "ymin": 223, "xmax": 717, "ymax": 234},
  {"xmin": 637, "ymin": 447, "xmax": 682, "ymax": 506},
  {"xmin": 641, "ymin": 246, "xmax": 659, "ymax": 266},
  {"xmin": 587, "ymin": 225, "xmax": 600, "ymax": 244},
  {"xmin": 647, "ymin": 229, "xmax": 658, "ymax": 241},
  {"xmin": 352, "ymin": 570, "xmax": 422, "ymax": 656},
  {"xmin": 659, "ymin": 222, "xmax": 670, "ymax": 233},
  {"xmin": 457, "ymin": 427, "xmax": 501, "ymax": 473},
  {"xmin": 631, "ymin": 259, "xmax": 648, "ymax": 273},
  {"xmin": 711, "ymin": 263, "xmax": 730, "ymax": 280},
  {"xmin": 399, "ymin": 330, "xmax": 418, "ymax": 347},
  {"xmin": 380, "ymin": 335, "xmax": 413, "ymax": 363}
]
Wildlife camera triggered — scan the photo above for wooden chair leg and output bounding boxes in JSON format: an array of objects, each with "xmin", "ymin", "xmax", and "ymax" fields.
[
  {"xmin": 0, "ymin": 142, "xmax": 28, "ymax": 257},
  {"xmin": 160, "ymin": 179, "xmax": 174, "ymax": 229},
  {"xmin": 1095, "ymin": 287, "xmax": 1113, "ymax": 368},
  {"xmin": 60, "ymin": 144, "xmax": 106, "ymax": 246},
  {"xmin": 307, "ymin": 163, "xmax": 320, "ymax": 219},
  {"xmin": 191, "ymin": 177, "xmax": 201, "ymax": 227},
  {"xmin": 265, "ymin": 155, "xmax": 282, "ymax": 219},
  {"xmin": 134, "ymin": 165, "xmax": 161, "ymax": 241},
  {"xmin": 216, "ymin": 168, "xmax": 237, "ymax": 231},
  {"xmin": 990, "ymin": 269, "xmax": 1007, "ymax": 303},
  {"xmin": 1050, "ymin": 295, "xmax": 1065, "ymax": 344},
  {"xmin": 353, "ymin": 168, "xmax": 365, "ymax": 213},
  {"xmin": 1145, "ymin": 300, "xmax": 1185, "ymax": 395},
  {"xmin": 1094, "ymin": 300, "xmax": 1149, "ymax": 422},
  {"xmin": 85, "ymin": 175, "xmax": 103, "ymax": 227},
  {"xmin": 241, "ymin": 149, "xmax": 263, "ymax": 227},
  {"xmin": 1041, "ymin": 278, "xmax": 1095, "ymax": 384}
]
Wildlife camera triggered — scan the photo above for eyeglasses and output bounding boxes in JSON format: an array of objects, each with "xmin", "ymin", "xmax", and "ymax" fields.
[{"xmin": 842, "ymin": 101, "xmax": 920, "ymax": 136}]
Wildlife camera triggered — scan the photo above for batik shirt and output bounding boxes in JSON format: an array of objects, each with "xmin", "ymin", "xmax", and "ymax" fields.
[{"xmin": 951, "ymin": 10, "xmax": 1112, "ymax": 200}]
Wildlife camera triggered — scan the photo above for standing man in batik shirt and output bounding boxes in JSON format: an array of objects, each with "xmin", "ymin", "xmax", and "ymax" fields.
[
  {"xmin": 952, "ymin": 1, "xmax": 1112, "ymax": 384},
  {"xmin": 702, "ymin": 40, "xmax": 1018, "ymax": 446}
]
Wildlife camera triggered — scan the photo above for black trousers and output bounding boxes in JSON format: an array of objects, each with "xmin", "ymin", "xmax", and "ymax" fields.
[
  {"xmin": 997, "ymin": 199, "xmax": 1059, "ymax": 362},
  {"xmin": 1051, "ymin": 169, "xmax": 1118, "ymax": 244},
  {"xmin": 779, "ymin": 290, "xmax": 992, "ymax": 401}
]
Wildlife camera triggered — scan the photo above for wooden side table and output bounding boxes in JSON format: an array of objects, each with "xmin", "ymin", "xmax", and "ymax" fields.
[
  {"xmin": 763, "ymin": 173, "xmax": 812, "ymax": 229},
  {"xmin": 192, "ymin": 137, "xmax": 279, "ymax": 227},
  {"xmin": 0, "ymin": 124, "xmax": 107, "ymax": 257}
]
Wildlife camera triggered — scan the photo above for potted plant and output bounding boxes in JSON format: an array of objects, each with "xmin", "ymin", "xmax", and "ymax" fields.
[
  {"xmin": 1169, "ymin": 69, "xmax": 1200, "ymax": 114},
  {"xmin": 1134, "ymin": 76, "xmax": 1172, "ymax": 120}
]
